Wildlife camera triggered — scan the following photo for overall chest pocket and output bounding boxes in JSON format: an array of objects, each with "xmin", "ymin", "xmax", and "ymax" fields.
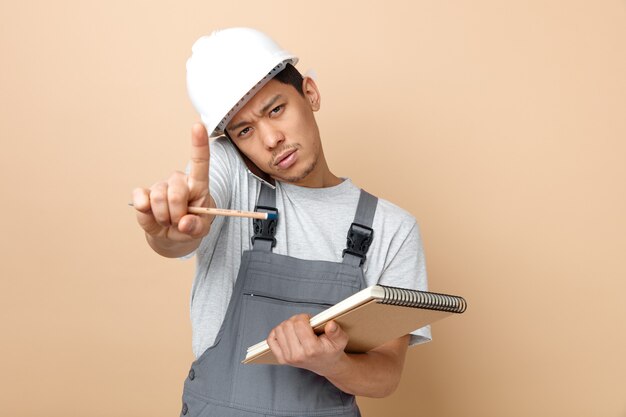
[
  {"xmin": 236, "ymin": 263, "xmax": 360, "ymax": 366},
  {"xmin": 230, "ymin": 256, "xmax": 363, "ymax": 414}
]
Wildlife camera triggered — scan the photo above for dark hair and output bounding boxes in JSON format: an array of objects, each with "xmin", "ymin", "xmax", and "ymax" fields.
[{"xmin": 273, "ymin": 63, "xmax": 304, "ymax": 96}]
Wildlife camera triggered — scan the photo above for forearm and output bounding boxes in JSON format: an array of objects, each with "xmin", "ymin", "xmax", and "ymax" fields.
[{"xmin": 324, "ymin": 335, "xmax": 409, "ymax": 398}]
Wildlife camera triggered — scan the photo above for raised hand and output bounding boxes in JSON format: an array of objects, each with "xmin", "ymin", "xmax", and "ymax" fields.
[{"xmin": 132, "ymin": 123, "xmax": 214, "ymax": 256}]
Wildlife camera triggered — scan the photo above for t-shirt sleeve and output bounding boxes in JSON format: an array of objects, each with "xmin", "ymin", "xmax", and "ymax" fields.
[
  {"xmin": 181, "ymin": 137, "xmax": 236, "ymax": 259},
  {"xmin": 183, "ymin": 137, "xmax": 234, "ymax": 209},
  {"xmin": 207, "ymin": 138, "xmax": 235, "ymax": 209},
  {"xmin": 377, "ymin": 221, "xmax": 432, "ymax": 346}
]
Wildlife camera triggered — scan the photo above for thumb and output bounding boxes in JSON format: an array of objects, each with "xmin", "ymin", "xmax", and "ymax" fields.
[
  {"xmin": 323, "ymin": 321, "xmax": 348, "ymax": 350},
  {"xmin": 178, "ymin": 213, "xmax": 211, "ymax": 238}
]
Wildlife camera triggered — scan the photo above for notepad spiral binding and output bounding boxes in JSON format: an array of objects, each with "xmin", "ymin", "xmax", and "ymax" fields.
[{"xmin": 379, "ymin": 285, "xmax": 467, "ymax": 313}]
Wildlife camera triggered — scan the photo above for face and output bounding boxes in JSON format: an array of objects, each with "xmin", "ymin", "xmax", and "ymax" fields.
[{"xmin": 225, "ymin": 78, "xmax": 325, "ymax": 187}]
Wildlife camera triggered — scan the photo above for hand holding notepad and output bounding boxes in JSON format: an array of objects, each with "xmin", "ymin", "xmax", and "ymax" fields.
[{"xmin": 244, "ymin": 285, "xmax": 467, "ymax": 365}]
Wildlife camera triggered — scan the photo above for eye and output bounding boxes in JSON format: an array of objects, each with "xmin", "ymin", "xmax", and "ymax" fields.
[
  {"xmin": 237, "ymin": 127, "xmax": 252, "ymax": 138},
  {"xmin": 270, "ymin": 105, "xmax": 284, "ymax": 116}
]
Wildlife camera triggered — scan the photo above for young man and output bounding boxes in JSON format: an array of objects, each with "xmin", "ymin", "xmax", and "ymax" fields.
[{"xmin": 132, "ymin": 28, "xmax": 430, "ymax": 416}]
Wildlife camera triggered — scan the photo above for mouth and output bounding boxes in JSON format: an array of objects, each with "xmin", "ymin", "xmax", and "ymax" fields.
[{"xmin": 273, "ymin": 148, "xmax": 298, "ymax": 169}]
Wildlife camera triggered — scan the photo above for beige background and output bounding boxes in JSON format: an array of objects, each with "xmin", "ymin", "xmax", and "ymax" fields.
[{"xmin": 1, "ymin": 1, "xmax": 625, "ymax": 416}]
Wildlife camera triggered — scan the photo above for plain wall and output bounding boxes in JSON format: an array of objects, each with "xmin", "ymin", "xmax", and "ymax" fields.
[{"xmin": 1, "ymin": 1, "xmax": 625, "ymax": 416}]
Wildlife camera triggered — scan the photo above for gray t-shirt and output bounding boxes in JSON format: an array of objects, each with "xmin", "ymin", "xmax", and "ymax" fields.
[{"xmin": 189, "ymin": 137, "xmax": 431, "ymax": 358}]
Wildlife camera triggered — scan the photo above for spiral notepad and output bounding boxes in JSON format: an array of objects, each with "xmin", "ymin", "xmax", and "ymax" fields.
[
  {"xmin": 244, "ymin": 285, "xmax": 467, "ymax": 364},
  {"xmin": 378, "ymin": 286, "xmax": 467, "ymax": 312}
]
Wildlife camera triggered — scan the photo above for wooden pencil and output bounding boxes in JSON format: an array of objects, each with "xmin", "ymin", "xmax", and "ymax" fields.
[{"xmin": 129, "ymin": 203, "xmax": 277, "ymax": 220}]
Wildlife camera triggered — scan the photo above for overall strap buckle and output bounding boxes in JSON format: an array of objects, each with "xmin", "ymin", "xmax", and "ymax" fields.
[
  {"xmin": 342, "ymin": 222, "xmax": 374, "ymax": 266},
  {"xmin": 251, "ymin": 205, "xmax": 278, "ymax": 248}
]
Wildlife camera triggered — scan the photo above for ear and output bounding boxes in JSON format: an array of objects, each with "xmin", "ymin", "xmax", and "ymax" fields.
[{"xmin": 301, "ymin": 76, "xmax": 321, "ymax": 111}]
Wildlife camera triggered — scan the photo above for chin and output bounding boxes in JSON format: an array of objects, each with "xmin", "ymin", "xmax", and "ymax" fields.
[{"xmin": 277, "ymin": 161, "xmax": 317, "ymax": 184}]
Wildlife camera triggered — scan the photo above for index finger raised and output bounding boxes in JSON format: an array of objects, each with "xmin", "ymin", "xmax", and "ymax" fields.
[{"xmin": 189, "ymin": 122, "xmax": 210, "ymax": 183}]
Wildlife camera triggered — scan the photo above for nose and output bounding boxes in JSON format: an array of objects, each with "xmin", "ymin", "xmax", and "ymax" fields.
[{"xmin": 258, "ymin": 121, "xmax": 285, "ymax": 150}]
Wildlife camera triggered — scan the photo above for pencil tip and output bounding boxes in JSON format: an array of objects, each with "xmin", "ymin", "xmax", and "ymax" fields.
[{"xmin": 267, "ymin": 213, "xmax": 278, "ymax": 220}]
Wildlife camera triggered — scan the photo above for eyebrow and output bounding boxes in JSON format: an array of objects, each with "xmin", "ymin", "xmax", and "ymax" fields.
[{"xmin": 227, "ymin": 94, "xmax": 283, "ymax": 133}]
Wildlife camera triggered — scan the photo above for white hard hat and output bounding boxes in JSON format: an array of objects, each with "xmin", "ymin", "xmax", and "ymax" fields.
[{"xmin": 186, "ymin": 27, "xmax": 298, "ymax": 137}]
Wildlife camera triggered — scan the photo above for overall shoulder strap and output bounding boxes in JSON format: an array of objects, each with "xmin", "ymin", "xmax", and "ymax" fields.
[
  {"xmin": 342, "ymin": 189, "xmax": 378, "ymax": 267},
  {"xmin": 251, "ymin": 184, "xmax": 278, "ymax": 252}
]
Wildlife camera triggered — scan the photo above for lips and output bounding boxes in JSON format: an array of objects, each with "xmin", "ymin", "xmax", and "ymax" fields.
[
  {"xmin": 274, "ymin": 149, "xmax": 298, "ymax": 169},
  {"xmin": 274, "ymin": 149, "xmax": 295, "ymax": 165}
]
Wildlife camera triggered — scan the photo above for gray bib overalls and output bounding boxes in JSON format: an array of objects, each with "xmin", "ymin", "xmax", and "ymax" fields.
[{"xmin": 180, "ymin": 184, "xmax": 378, "ymax": 417}]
